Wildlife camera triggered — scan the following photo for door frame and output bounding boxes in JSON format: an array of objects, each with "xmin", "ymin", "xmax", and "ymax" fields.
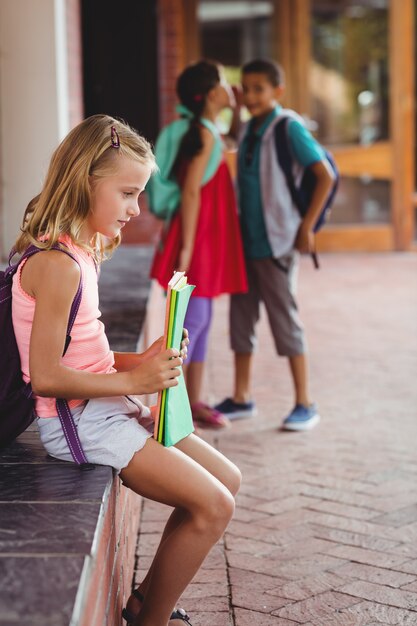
[{"xmin": 273, "ymin": 0, "xmax": 415, "ymax": 251}]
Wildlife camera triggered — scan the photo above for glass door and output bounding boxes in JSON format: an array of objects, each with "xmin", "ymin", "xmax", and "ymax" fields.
[
  {"xmin": 311, "ymin": 1, "xmax": 390, "ymax": 222},
  {"xmin": 306, "ymin": 0, "xmax": 414, "ymax": 251},
  {"xmin": 274, "ymin": 0, "xmax": 414, "ymax": 251}
]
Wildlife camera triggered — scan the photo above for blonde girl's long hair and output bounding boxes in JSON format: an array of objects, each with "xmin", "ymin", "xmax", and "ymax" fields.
[{"xmin": 15, "ymin": 114, "xmax": 157, "ymax": 261}]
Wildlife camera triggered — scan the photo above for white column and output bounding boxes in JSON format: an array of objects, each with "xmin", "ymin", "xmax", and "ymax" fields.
[
  {"xmin": 54, "ymin": 0, "xmax": 70, "ymax": 139},
  {"xmin": 0, "ymin": 0, "xmax": 70, "ymax": 257}
]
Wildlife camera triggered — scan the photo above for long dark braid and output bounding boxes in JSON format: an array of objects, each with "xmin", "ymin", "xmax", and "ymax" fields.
[{"xmin": 176, "ymin": 60, "xmax": 221, "ymax": 160}]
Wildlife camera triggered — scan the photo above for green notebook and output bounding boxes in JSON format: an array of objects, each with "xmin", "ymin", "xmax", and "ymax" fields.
[{"xmin": 154, "ymin": 272, "xmax": 195, "ymax": 446}]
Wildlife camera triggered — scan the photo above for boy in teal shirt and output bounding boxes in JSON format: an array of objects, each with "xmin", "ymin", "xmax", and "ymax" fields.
[{"xmin": 215, "ymin": 59, "xmax": 335, "ymax": 430}]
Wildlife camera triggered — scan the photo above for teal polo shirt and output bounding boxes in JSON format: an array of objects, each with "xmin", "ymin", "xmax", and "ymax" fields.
[{"xmin": 238, "ymin": 105, "xmax": 325, "ymax": 259}]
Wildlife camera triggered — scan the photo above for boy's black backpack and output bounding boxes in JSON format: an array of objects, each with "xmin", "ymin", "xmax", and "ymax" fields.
[
  {"xmin": 0, "ymin": 244, "xmax": 92, "ymax": 466},
  {"xmin": 274, "ymin": 116, "xmax": 339, "ymax": 232}
]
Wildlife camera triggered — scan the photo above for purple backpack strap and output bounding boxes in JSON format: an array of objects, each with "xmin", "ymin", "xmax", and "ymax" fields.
[
  {"xmin": 56, "ymin": 398, "xmax": 90, "ymax": 466},
  {"xmin": 9, "ymin": 244, "xmax": 92, "ymax": 468}
]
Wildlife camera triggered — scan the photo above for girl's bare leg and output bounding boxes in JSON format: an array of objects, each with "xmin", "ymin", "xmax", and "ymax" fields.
[
  {"xmin": 120, "ymin": 435, "xmax": 240, "ymax": 626},
  {"xmin": 175, "ymin": 433, "xmax": 241, "ymax": 496},
  {"xmin": 125, "ymin": 508, "xmax": 186, "ymax": 618},
  {"xmin": 126, "ymin": 434, "xmax": 241, "ymax": 618}
]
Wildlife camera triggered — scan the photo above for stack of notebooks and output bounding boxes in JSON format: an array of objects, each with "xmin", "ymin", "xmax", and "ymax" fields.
[{"xmin": 154, "ymin": 272, "xmax": 195, "ymax": 446}]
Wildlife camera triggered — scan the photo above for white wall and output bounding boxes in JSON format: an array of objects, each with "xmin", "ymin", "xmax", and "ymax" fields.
[{"xmin": 0, "ymin": 0, "xmax": 69, "ymax": 258}]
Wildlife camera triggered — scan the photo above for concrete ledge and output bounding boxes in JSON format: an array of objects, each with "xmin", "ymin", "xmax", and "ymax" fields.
[
  {"xmin": 0, "ymin": 431, "xmax": 141, "ymax": 625},
  {"xmin": 72, "ymin": 473, "xmax": 141, "ymax": 626}
]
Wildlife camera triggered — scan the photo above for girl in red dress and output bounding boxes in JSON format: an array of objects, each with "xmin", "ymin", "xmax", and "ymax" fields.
[{"xmin": 151, "ymin": 60, "xmax": 247, "ymax": 428}]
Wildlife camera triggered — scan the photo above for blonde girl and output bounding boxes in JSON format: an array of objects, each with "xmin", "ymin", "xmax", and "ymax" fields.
[{"xmin": 12, "ymin": 114, "xmax": 241, "ymax": 626}]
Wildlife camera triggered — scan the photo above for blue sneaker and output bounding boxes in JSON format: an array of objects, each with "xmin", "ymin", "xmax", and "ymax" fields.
[
  {"xmin": 214, "ymin": 397, "xmax": 257, "ymax": 420},
  {"xmin": 282, "ymin": 403, "xmax": 320, "ymax": 431}
]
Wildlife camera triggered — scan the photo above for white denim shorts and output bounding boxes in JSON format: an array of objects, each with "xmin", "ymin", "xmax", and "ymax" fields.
[{"xmin": 37, "ymin": 395, "xmax": 154, "ymax": 472}]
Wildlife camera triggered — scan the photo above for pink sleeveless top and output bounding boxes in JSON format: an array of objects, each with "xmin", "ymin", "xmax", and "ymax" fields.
[{"xmin": 11, "ymin": 236, "xmax": 115, "ymax": 417}]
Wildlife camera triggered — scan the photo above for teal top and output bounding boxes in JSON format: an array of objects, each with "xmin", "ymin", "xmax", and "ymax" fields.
[
  {"xmin": 238, "ymin": 105, "xmax": 325, "ymax": 259},
  {"xmin": 147, "ymin": 105, "xmax": 223, "ymax": 220}
]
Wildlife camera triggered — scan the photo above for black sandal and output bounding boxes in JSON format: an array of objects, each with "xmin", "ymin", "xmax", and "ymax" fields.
[{"xmin": 122, "ymin": 589, "xmax": 192, "ymax": 625}]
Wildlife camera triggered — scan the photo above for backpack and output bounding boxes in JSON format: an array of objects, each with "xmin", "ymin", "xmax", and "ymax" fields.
[
  {"xmin": 274, "ymin": 116, "xmax": 339, "ymax": 232},
  {"xmin": 147, "ymin": 107, "xmax": 223, "ymax": 221},
  {"xmin": 0, "ymin": 244, "xmax": 92, "ymax": 467}
]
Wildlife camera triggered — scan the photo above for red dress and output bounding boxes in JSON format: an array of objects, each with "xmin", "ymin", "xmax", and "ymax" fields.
[{"xmin": 150, "ymin": 159, "xmax": 248, "ymax": 298}]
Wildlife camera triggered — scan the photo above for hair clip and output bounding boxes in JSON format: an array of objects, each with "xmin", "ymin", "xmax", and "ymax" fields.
[
  {"xmin": 111, "ymin": 126, "xmax": 120, "ymax": 148},
  {"xmin": 193, "ymin": 94, "xmax": 203, "ymax": 102}
]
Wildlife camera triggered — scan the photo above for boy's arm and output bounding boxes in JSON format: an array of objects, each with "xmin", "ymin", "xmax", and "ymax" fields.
[
  {"xmin": 287, "ymin": 119, "xmax": 336, "ymax": 253},
  {"xmin": 295, "ymin": 159, "xmax": 335, "ymax": 253}
]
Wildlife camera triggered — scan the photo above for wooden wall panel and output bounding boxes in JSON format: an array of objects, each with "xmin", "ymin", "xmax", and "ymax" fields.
[
  {"xmin": 274, "ymin": 0, "xmax": 293, "ymax": 106},
  {"xmin": 389, "ymin": 0, "xmax": 415, "ymax": 249},
  {"xmin": 332, "ymin": 142, "xmax": 392, "ymax": 180},
  {"xmin": 316, "ymin": 225, "xmax": 394, "ymax": 252},
  {"xmin": 273, "ymin": 0, "xmax": 311, "ymax": 114}
]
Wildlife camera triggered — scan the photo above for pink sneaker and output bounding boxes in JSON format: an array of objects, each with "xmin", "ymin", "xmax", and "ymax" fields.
[{"xmin": 191, "ymin": 402, "xmax": 230, "ymax": 429}]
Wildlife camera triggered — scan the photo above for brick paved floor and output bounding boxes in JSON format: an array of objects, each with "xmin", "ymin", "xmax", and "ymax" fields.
[{"xmin": 135, "ymin": 253, "xmax": 417, "ymax": 626}]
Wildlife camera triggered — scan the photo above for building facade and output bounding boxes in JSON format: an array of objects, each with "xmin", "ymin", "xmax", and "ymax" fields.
[{"xmin": 0, "ymin": 0, "xmax": 414, "ymax": 259}]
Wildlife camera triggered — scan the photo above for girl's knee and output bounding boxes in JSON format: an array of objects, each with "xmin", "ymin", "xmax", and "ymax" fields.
[
  {"xmin": 218, "ymin": 488, "xmax": 235, "ymax": 524},
  {"xmin": 227, "ymin": 463, "xmax": 242, "ymax": 497},
  {"xmin": 195, "ymin": 486, "xmax": 235, "ymax": 537},
  {"xmin": 210, "ymin": 488, "xmax": 235, "ymax": 535}
]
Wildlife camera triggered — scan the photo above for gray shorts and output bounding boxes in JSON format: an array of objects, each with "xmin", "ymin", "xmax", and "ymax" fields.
[
  {"xmin": 37, "ymin": 395, "xmax": 154, "ymax": 473},
  {"xmin": 230, "ymin": 253, "xmax": 306, "ymax": 357}
]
